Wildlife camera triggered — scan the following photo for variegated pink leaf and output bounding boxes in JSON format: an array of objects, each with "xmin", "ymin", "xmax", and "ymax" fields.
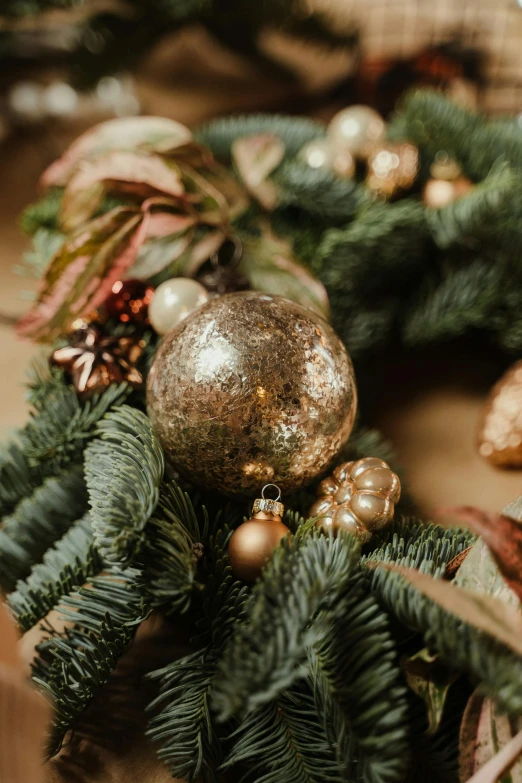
[
  {"xmin": 232, "ymin": 133, "xmax": 285, "ymax": 210},
  {"xmin": 460, "ymin": 691, "xmax": 522, "ymax": 782},
  {"xmin": 239, "ymin": 231, "xmax": 330, "ymax": 319},
  {"xmin": 42, "ymin": 116, "xmax": 193, "ymax": 187},
  {"xmin": 60, "ymin": 151, "xmax": 186, "ymax": 231},
  {"xmin": 17, "ymin": 207, "xmax": 147, "ymax": 342}
]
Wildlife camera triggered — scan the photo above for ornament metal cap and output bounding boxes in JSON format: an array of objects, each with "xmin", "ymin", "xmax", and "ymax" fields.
[{"xmin": 252, "ymin": 484, "xmax": 284, "ymax": 517}]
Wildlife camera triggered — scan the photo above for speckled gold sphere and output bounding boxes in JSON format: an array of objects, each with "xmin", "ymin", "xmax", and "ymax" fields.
[{"xmin": 146, "ymin": 292, "xmax": 357, "ymax": 496}]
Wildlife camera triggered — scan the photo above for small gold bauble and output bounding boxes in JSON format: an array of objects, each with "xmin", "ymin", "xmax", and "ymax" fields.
[
  {"xmin": 327, "ymin": 105, "xmax": 385, "ymax": 158},
  {"xmin": 366, "ymin": 142, "xmax": 419, "ymax": 198},
  {"xmin": 423, "ymin": 153, "xmax": 473, "ymax": 208},
  {"xmin": 310, "ymin": 457, "xmax": 400, "ymax": 542},
  {"xmin": 422, "ymin": 176, "xmax": 473, "ymax": 208},
  {"xmin": 146, "ymin": 292, "xmax": 357, "ymax": 497},
  {"xmin": 298, "ymin": 139, "xmax": 355, "ymax": 179},
  {"xmin": 228, "ymin": 487, "xmax": 290, "ymax": 582},
  {"xmin": 478, "ymin": 360, "xmax": 522, "ymax": 468}
]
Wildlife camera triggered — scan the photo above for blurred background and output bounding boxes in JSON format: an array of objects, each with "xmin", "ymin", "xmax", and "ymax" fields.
[{"xmin": 1, "ymin": 0, "xmax": 522, "ymax": 515}]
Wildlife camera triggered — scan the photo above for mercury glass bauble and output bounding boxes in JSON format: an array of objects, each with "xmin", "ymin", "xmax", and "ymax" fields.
[
  {"xmin": 298, "ymin": 139, "xmax": 355, "ymax": 179},
  {"xmin": 148, "ymin": 277, "xmax": 210, "ymax": 335},
  {"xmin": 327, "ymin": 105, "xmax": 385, "ymax": 158},
  {"xmin": 146, "ymin": 292, "xmax": 357, "ymax": 496}
]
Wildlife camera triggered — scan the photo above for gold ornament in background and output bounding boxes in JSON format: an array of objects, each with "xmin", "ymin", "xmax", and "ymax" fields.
[
  {"xmin": 366, "ymin": 142, "xmax": 419, "ymax": 197},
  {"xmin": 422, "ymin": 152, "xmax": 473, "ymax": 208},
  {"xmin": 309, "ymin": 457, "xmax": 401, "ymax": 542},
  {"xmin": 228, "ymin": 485, "xmax": 289, "ymax": 581},
  {"xmin": 327, "ymin": 105, "xmax": 385, "ymax": 158},
  {"xmin": 478, "ymin": 360, "xmax": 522, "ymax": 468},
  {"xmin": 147, "ymin": 292, "xmax": 357, "ymax": 497},
  {"xmin": 298, "ymin": 139, "xmax": 355, "ymax": 179}
]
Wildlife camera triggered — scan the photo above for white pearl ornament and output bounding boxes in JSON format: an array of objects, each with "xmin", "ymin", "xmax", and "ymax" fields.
[
  {"xmin": 149, "ymin": 278, "xmax": 210, "ymax": 335},
  {"xmin": 327, "ymin": 105, "xmax": 385, "ymax": 158}
]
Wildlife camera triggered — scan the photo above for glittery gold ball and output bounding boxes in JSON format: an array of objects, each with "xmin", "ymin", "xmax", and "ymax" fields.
[
  {"xmin": 366, "ymin": 142, "xmax": 419, "ymax": 198},
  {"xmin": 228, "ymin": 511, "xmax": 290, "ymax": 582},
  {"xmin": 309, "ymin": 457, "xmax": 400, "ymax": 542},
  {"xmin": 478, "ymin": 360, "xmax": 522, "ymax": 468},
  {"xmin": 146, "ymin": 292, "xmax": 357, "ymax": 497}
]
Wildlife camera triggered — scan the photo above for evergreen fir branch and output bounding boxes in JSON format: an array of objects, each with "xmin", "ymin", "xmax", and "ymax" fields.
[
  {"xmin": 369, "ymin": 567, "xmax": 522, "ymax": 715},
  {"xmin": 212, "ymin": 530, "xmax": 361, "ymax": 719},
  {"xmin": 317, "ymin": 199, "xmax": 429, "ymax": 297},
  {"xmin": 364, "ymin": 517, "xmax": 475, "ymax": 576},
  {"xmin": 32, "ymin": 567, "xmax": 146, "ymax": 756},
  {"xmin": 0, "ymin": 441, "xmax": 34, "ymax": 517},
  {"xmin": 196, "ymin": 114, "xmax": 325, "ymax": 162},
  {"xmin": 402, "ymin": 259, "xmax": 502, "ymax": 347},
  {"xmin": 19, "ymin": 189, "xmax": 63, "ymax": 235},
  {"xmin": 140, "ymin": 482, "xmax": 208, "ymax": 614},
  {"xmin": 25, "ymin": 360, "xmax": 69, "ymax": 408},
  {"xmin": 20, "ymin": 380, "xmax": 129, "ymax": 473},
  {"xmin": 223, "ymin": 685, "xmax": 344, "ymax": 783},
  {"xmin": 0, "ymin": 469, "xmax": 88, "ymax": 593},
  {"xmin": 388, "ymin": 90, "xmax": 522, "ymax": 181},
  {"xmin": 275, "ymin": 161, "xmax": 362, "ymax": 221},
  {"xmin": 7, "ymin": 514, "xmax": 102, "ymax": 632},
  {"xmin": 85, "ymin": 405, "xmax": 165, "ymax": 566},
  {"xmin": 309, "ymin": 575, "xmax": 410, "ymax": 783},
  {"xmin": 15, "ymin": 227, "xmax": 65, "ymax": 280},
  {"xmin": 146, "ymin": 569, "xmax": 248, "ymax": 782},
  {"xmin": 427, "ymin": 165, "xmax": 521, "ymax": 249}
]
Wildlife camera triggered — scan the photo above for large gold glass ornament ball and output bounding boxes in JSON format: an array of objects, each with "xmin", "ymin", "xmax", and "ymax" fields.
[{"xmin": 146, "ymin": 292, "xmax": 357, "ymax": 496}]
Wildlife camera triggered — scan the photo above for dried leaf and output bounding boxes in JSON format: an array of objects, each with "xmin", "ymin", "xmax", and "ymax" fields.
[
  {"xmin": 42, "ymin": 116, "xmax": 193, "ymax": 187},
  {"xmin": 372, "ymin": 563, "xmax": 522, "ymax": 658},
  {"xmin": 17, "ymin": 207, "xmax": 147, "ymax": 342},
  {"xmin": 460, "ymin": 691, "xmax": 522, "ymax": 782},
  {"xmin": 454, "ymin": 538, "xmax": 520, "ymax": 607},
  {"xmin": 232, "ymin": 133, "xmax": 285, "ymax": 210},
  {"xmin": 239, "ymin": 232, "xmax": 330, "ymax": 318},
  {"xmin": 438, "ymin": 506, "xmax": 522, "ymax": 604},
  {"xmin": 61, "ymin": 151, "xmax": 185, "ymax": 231},
  {"xmin": 403, "ymin": 648, "xmax": 458, "ymax": 734}
]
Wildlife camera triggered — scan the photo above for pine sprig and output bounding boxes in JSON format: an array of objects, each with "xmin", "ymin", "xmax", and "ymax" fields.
[
  {"xmin": 365, "ymin": 517, "xmax": 475, "ymax": 576},
  {"xmin": 141, "ymin": 482, "xmax": 208, "ymax": 614},
  {"xmin": 0, "ymin": 469, "xmax": 88, "ymax": 592},
  {"xmin": 146, "ymin": 569, "xmax": 248, "ymax": 782},
  {"xmin": 7, "ymin": 514, "xmax": 102, "ymax": 632},
  {"xmin": 402, "ymin": 259, "xmax": 502, "ymax": 346},
  {"xmin": 309, "ymin": 575, "xmax": 410, "ymax": 783},
  {"xmin": 32, "ymin": 567, "xmax": 146, "ymax": 756},
  {"xmin": 223, "ymin": 685, "xmax": 344, "ymax": 783},
  {"xmin": 20, "ymin": 379, "xmax": 128, "ymax": 473},
  {"xmin": 275, "ymin": 161, "xmax": 362, "ymax": 222},
  {"xmin": 85, "ymin": 405, "xmax": 165, "ymax": 565},
  {"xmin": 427, "ymin": 164, "xmax": 521, "ymax": 249},
  {"xmin": 196, "ymin": 114, "xmax": 325, "ymax": 162},
  {"xmin": 212, "ymin": 529, "xmax": 361, "ymax": 719},
  {"xmin": 0, "ymin": 441, "xmax": 34, "ymax": 517}
]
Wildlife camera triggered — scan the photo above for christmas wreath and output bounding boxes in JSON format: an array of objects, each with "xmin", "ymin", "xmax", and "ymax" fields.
[{"xmin": 2, "ymin": 89, "xmax": 522, "ymax": 782}]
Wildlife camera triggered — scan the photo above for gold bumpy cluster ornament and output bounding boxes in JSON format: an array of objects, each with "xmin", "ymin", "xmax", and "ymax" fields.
[
  {"xmin": 228, "ymin": 485, "xmax": 289, "ymax": 582},
  {"xmin": 309, "ymin": 457, "xmax": 401, "ymax": 542}
]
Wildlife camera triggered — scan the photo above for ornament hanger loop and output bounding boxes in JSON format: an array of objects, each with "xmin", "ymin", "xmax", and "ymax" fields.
[
  {"xmin": 210, "ymin": 236, "xmax": 243, "ymax": 270},
  {"xmin": 261, "ymin": 483, "xmax": 281, "ymax": 502}
]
